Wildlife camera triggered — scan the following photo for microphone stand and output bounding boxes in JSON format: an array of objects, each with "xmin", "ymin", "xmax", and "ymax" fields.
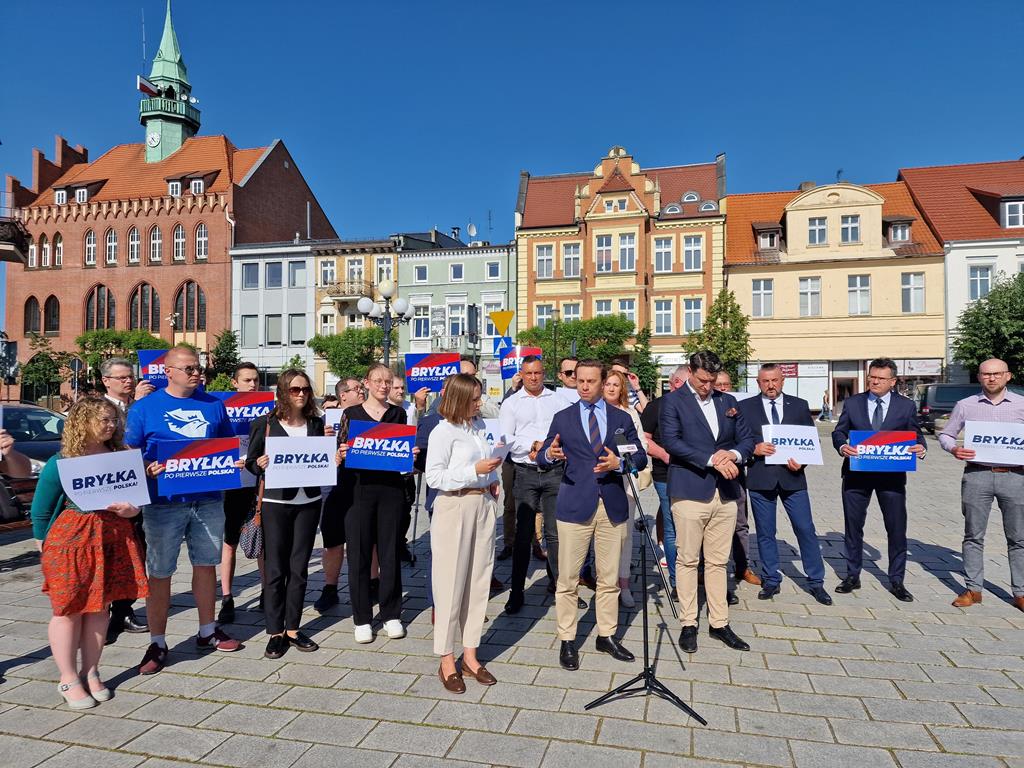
[
  {"xmin": 410, "ymin": 472, "xmax": 422, "ymax": 565},
  {"xmin": 584, "ymin": 449, "xmax": 706, "ymax": 725}
]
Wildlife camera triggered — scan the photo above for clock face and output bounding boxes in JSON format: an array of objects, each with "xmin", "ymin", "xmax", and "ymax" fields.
[{"xmin": 147, "ymin": 131, "xmax": 161, "ymax": 147}]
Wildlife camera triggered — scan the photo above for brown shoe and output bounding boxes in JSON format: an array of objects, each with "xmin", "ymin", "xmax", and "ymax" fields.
[
  {"xmin": 952, "ymin": 590, "xmax": 982, "ymax": 607},
  {"xmin": 742, "ymin": 569, "xmax": 762, "ymax": 586},
  {"xmin": 1013, "ymin": 596, "xmax": 1024, "ymax": 613},
  {"xmin": 438, "ymin": 665, "xmax": 465, "ymax": 694},
  {"xmin": 532, "ymin": 541, "xmax": 548, "ymax": 561},
  {"xmin": 462, "ymin": 663, "xmax": 497, "ymax": 686}
]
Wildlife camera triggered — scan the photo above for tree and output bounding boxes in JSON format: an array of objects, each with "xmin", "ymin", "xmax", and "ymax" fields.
[
  {"xmin": 20, "ymin": 333, "xmax": 73, "ymax": 407},
  {"xmin": 75, "ymin": 329, "xmax": 171, "ymax": 378},
  {"xmin": 683, "ymin": 288, "xmax": 752, "ymax": 382},
  {"xmin": 206, "ymin": 373, "xmax": 234, "ymax": 392},
  {"xmin": 518, "ymin": 315, "xmax": 635, "ymax": 378},
  {"xmin": 209, "ymin": 330, "xmax": 242, "ymax": 380},
  {"xmin": 281, "ymin": 354, "xmax": 306, "ymax": 372},
  {"xmin": 952, "ymin": 273, "xmax": 1024, "ymax": 379},
  {"xmin": 307, "ymin": 327, "xmax": 395, "ymax": 379},
  {"xmin": 630, "ymin": 326, "xmax": 660, "ymax": 395}
]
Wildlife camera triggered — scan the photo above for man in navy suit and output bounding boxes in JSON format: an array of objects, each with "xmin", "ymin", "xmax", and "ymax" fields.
[
  {"xmin": 832, "ymin": 357, "xmax": 926, "ymax": 602},
  {"xmin": 660, "ymin": 351, "xmax": 755, "ymax": 654},
  {"xmin": 539, "ymin": 360, "xmax": 646, "ymax": 671},
  {"xmin": 738, "ymin": 364, "xmax": 831, "ymax": 605}
]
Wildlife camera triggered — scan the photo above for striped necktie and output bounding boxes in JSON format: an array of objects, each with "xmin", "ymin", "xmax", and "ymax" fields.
[{"xmin": 586, "ymin": 403, "xmax": 603, "ymax": 457}]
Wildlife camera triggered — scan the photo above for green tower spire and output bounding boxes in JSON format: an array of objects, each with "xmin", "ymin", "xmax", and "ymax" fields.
[{"xmin": 140, "ymin": 0, "xmax": 201, "ymax": 162}]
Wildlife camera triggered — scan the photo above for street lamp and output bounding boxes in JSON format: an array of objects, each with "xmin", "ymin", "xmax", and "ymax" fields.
[{"xmin": 357, "ymin": 278, "xmax": 413, "ymax": 366}]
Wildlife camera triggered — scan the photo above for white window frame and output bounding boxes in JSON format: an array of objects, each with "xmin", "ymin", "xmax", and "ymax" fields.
[
  {"xmin": 536, "ymin": 244, "xmax": 553, "ymax": 279},
  {"xmin": 618, "ymin": 233, "xmax": 636, "ymax": 271},
  {"xmin": 798, "ymin": 276, "xmax": 821, "ymax": 317},
  {"xmin": 890, "ymin": 222, "xmax": 910, "ymax": 242},
  {"xmin": 195, "ymin": 223, "xmax": 208, "ymax": 259},
  {"xmin": 55, "ymin": 190, "xmax": 67, "ymax": 205},
  {"xmin": 618, "ymin": 298, "xmax": 636, "ymax": 324},
  {"xmin": 683, "ymin": 235, "xmax": 703, "ymax": 271},
  {"xmin": 190, "ymin": 178, "xmax": 205, "ymax": 195},
  {"xmin": 654, "ymin": 237, "xmax": 673, "ymax": 273},
  {"xmin": 752, "ymin": 278, "xmax": 773, "ymax": 318},
  {"xmin": 40, "ymin": 237, "xmax": 50, "ymax": 268},
  {"xmin": 241, "ymin": 262, "xmax": 259, "ymax": 290},
  {"xmin": 664, "ymin": 204, "xmax": 681, "ymax": 214},
  {"xmin": 700, "ymin": 201, "xmax": 717, "ymax": 212},
  {"xmin": 683, "ymin": 297, "xmax": 703, "ymax": 333},
  {"xmin": 75, "ymin": 188, "xmax": 88, "ymax": 204},
  {"xmin": 841, "ymin": 214, "xmax": 860, "ymax": 244},
  {"xmin": 412, "ymin": 303, "xmax": 431, "ymax": 339},
  {"xmin": 447, "ymin": 301, "xmax": 466, "ymax": 336},
  {"xmin": 149, "ymin": 227, "xmax": 161, "ymax": 262},
  {"xmin": 595, "ymin": 235, "xmax": 612, "ymax": 272},
  {"xmin": 969, "ymin": 265, "xmax": 992, "ymax": 300},
  {"xmin": 376, "ymin": 256, "xmax": 393, "ymax": 285},
  {"xmin": 759, "ymin": 231, "xmax": 778, "ymax": 250},
  {"xmin": 266, "ymin": 261, "xmax": 283, "ymax": 289},
  {"xmin": 562, "ymin": 303, "xmax": 580, "ymax": 323},
  {"xmin": 27, "ymin": 244, "xmax": 36, "ymax": 268},
  {"xmin": 449, "ymin": 263, "xmax": 464, "ymax": 282},
  {"xmin": 85, "ymin": 230, "xmax": 97, "ymax": 266},
  {"xmin": 105, "ymin": 229, "xmax": 118, "ymax": 264},
  {"xmin": 562, "ymin": 243, "xmax": 580, "ymax": 278},
  {"xmin": 595, "ymin": 299, "xmax": 612, "ymax": 317},
  {"xmin": 808, "ymin": 217, "xmax": 827, "ymax": 246},
  {"xmin": 682, "ymin": 192, "xmax": 699, "ymax": 203},
  {"xmin": 604, "ymin": 200, "xmax": 614, "ymax": 213},
  {"xmin": 617, "ymin": 197, "xmax": 627, "ymax": 211},
  {"xmin": 54, "ymin": 234, "xmax": 63, "ymax": 266},
  {"xmin": 172, "ymin": 224, "xmax": 185, "ymax": 261},
  {"xmin": 346, "ymin": 258, "xmax": 364, "ymax": 282},
  {"xmin": 320, "ymin": 312, "xmax": 336, "ymax": 336},
  {"xmin": 901, "ymin": 272, "xmax": 925, "ymax": 314},
  {"xmin": 847, "ymin": 274, "xmax": 871, "ymax": 315},
  {"xmin": 536, "ymin": 304, "xmax": 553, "ymax": 329},
  {"xmin": 265, "ymin": 314, "xmax": 283, "ymax": 346},
  {"xmin": 654, "ymin": 299, "xmax": 674, "ymax": 335},
  {"xmin": 414, "ymin": 264, "xmax": 427, "ymax": 283},
  {"xmin": 168, "ymin": 181, "xmax": 182, "ymax": 198},
  {"xmin": 320, "ymin": 259, "xmax": 336, "ymax": 285},
  {"xmin": 486, "ymin": 261, "xmax": 501, "ymax": 280},
  {"xmin": 483, "ymin": 301, "xmax": 502, "ymax": 337},
  {"xmin": 1006, "ymin": 201, "xmax": 1024, "ymax": 228},
  {"xmin": 241, "ymin": 315, "xmax": 259, "ymax": 347},
  {"xmin": 288, "ymin": 260, "xmax": 306, "ymax": 288},
  {"xmin": 127, "ymin": 228, "xmax": 139, "ymax": 263},
  {"xmin": 289, "ymin": 313, "xmax": 306, "ymax": 345}
]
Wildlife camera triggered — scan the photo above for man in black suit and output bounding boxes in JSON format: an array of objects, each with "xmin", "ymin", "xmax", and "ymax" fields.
[
  {"xmin": 832, "ymin": 357, "xmax": 926, "ymax": 602},
  {"xmin": 738, "ymin": 364, "xmax": 830, "ymax": 605}
]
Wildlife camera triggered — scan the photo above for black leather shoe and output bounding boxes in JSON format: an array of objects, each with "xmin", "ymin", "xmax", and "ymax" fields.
[
  {"xmin": 559, "ymin": 640, "xmax": 579, "ymax": 670},
  {"xmin": 727, "ymin": 590, "xmax": 739, "ymax": 606},
  {"xmin": 758, "ymin": 584, "xmax": 781, "ymax": 600},
  {"xmin": 505, "ymin": 594, "xmax": 524, "ymax": 615},
  {"xmin": 889, "ymin": 582, "xmax": 914, "ymax": 602},
  {"xmin": 810, "ymin": 586, "xmax": 833, "ymax": 606},
  {"xmin": 835, "ymin": 577, "xmax": 861, "ymax": 594},
  {"xmin": 496, "ymin": 545, "xmax": 513, "ymax": 561},
  {"xmin": 709, "ymin": 624, "xmax": 750, "ymax": 651},
  {"xmin": 123, "ymin": 609, "xmax": 148, "ymax": 633},
  {"xmin": 264, "ymin": 635, "xmax": 288, "ymax": 659},
  {"xmin": 217, "ymin": 597, "xmax": 235, "ymax": 625},
  {"xmin": 286, "ymin": 631, "xmax": 319, "ymax": 652},
  {"xmin": 595, "ymin": 635, "xmax": 635, "ymax": 662},
  {"xmin": 679, "ymin": 626, "xmax": 698, "ymax": 653}
]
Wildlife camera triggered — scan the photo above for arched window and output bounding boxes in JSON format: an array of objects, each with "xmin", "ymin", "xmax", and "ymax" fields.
[
  {"xmin": 105, "ymin": 228, "xmax": 118, "ymax": 264},
  {"xmin": 128, "ymin": 227, "xmax": 140, "ymax": 263},
  {"xmin": 195, "ymin": 222, "xmax": 208, "ymax": 259},
  {"xmin": 129, "ymin": 282, "xmax": 161, "ymax": 332},
  {"xmin": 54, "ymin": 233, "xmax": 63, "ymax": 266},
  {"xmin": 40, "ymin": 235, "xmax": 50, "ymax": 268},
  {"xmin": 23, "ymin": 297, "xmax": 41, "ymax": 334},
  {"xmin": 149, "ymin": 226, "xmax": 162, "ymax": 262},
  {"xmin": 174, "ymin": 280, "xmax": 206, "ymax": 331},
  {"xmin": 663, "ymin": 204, "xmax": 681, "ymax": 214},
  {"xmin": 27, "ymin": 240, "xmax": 36, "ymax": 268},
  {"xmin": 700, "ymin": 201, "xmax": 718, "ymax": 212},
  {"xmin": 682, "ymin": 191, "xmax": 700, "ymax": 203},
  {"xmin": 173, "ymin": 224, "xmax": 186, "ymax": 261},
  {"xmin": 85, "ymin": 285, "xmax": 116, "ymax": 330},
  {"xmin": 43, "ymin": 296, "xmax": 60, "ymax": 334},
  {"xmin": 84, "ymin": 230, "xmax": 96, "ymax": 265}
]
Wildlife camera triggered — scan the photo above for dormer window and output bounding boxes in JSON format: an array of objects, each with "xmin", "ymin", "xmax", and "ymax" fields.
[
  {"xmin": 168, "ymin": 181, "xmax": 182, "ymax": 198},
  {"xmin": 663, "ymin": 204, "xmax": 681, "ymax": 214},
  {"xmin": 75, "ymin": 188, "xmax": 88, "ymax": 204},
  {"xmin": 890, "ymin": 222, "xmax": 910, "ymax": 242},
  {"xmin": 190, "ymin": 179, "xmax": 205, "ymax": 195},
  {"xmin": 617, "ymin": 198, "xmax": 627, "ymax": 211},
  {"xmin": 759, "ymin": 231, "xmax": 778, "ymax": 250},
  {"xmin": 1006, "ymin": 200, "xmax": 1024, "ymax": 228},
  {"xmin": 700, "ymin": 201, "xmax": 718, "ymax": 212},
  {"xmin": 604, "ymin": 200, "xmax": 614, "ymax": 212},
  {"xmin": 55, "ymin": 190, "xmax": 67, "ymax": 206},
  {"xmin": 682, "ymin": 192, "xmax": 699, "ymax": 202}
]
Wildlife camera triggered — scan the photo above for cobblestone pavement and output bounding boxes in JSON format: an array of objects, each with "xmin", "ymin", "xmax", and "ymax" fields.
[{"xmin": 0, "ymin": 428, "xmax": 1022, "ymax": 768}]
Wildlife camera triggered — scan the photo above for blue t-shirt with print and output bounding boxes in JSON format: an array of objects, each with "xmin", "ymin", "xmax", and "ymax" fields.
[{"xmin": 126, "ymin": 388, "xmax": 235, "ymax": 504}]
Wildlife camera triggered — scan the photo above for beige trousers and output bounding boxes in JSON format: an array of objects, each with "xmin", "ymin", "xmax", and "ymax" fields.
[
  {"xmin": 556, "ymin": 502, "xmax": 626, "ymax": 640},
  {"xmin": 430, "ymin": 492, "xmax": 497, "ymax": 656},
  {"xmin": 672, "ymin": 492, "xmax": 737, "ymax": 629}
]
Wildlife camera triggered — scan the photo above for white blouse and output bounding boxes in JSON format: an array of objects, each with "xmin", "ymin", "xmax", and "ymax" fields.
[{"xmin": 425, "ymin": 418, "xmax": 498, "ymax": 491}]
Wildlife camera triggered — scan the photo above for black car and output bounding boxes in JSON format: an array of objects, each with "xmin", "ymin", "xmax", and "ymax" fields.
[
  {"xmin": 916, "ymin": 383, "xmax": 1024, "ymax": 434},
  {"xmin": 0, "ymin": 404, "xmax": 65, "ymax": 521}
]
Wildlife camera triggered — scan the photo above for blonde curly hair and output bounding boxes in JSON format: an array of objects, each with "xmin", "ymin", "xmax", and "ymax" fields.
[{"xmin": 61, "ymin": 397, "xmax": 126, "ymax": 458}]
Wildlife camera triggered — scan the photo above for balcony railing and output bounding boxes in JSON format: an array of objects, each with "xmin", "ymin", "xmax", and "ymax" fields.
[
  {"xmin": 324, "ymin": 279, "xmax": 373, "ymax": 301},
  {"xmin": 139, "ymin": 97, "xmax": 201, "ymax": 126}
]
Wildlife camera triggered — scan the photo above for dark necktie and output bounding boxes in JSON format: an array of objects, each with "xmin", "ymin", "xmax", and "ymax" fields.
[
  {"xmin": 871, "ymin": 398, "xmax": 884, "ymax": 430},
  {"xmin": 587, "ymin": 403, "xmax": 603, "ymax": 457},
  {"xmin": 770, "ymin": 399, "xmax": 780, "ymax": 425}
]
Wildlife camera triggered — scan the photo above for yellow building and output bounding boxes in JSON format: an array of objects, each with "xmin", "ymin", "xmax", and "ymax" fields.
[{"xmin": 723, "ymin": 181, "xmax": 946, "ymax": 408}]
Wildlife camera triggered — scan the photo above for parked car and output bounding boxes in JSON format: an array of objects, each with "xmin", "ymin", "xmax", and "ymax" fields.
[
  {"xmin": 0, "ymin": 404, "xmax": 65, "ymax": 521},
  {"xmin": 915, "ymin": 383, "xmax": 1024, "ymax": 434}
]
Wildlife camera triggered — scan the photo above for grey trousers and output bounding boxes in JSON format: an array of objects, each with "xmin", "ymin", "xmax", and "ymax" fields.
[{"xmin": 962, "ymin": 468, "xmax": 1024, "ymax": 597}]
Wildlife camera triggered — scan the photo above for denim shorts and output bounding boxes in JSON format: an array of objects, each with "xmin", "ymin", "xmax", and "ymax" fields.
[{"xmin": 142, "ymin": 497, "xmax": 225, "ymax": 578}]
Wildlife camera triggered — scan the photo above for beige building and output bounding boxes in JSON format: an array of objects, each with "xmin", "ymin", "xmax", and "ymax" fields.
[{"xmin": 723, "ymin": 181, "xmax": 945, "ymax": 407}]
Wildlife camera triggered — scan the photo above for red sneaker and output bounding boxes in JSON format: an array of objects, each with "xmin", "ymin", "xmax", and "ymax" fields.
[
  {"xmin": 139, "ymin": 643, "xmax": 168, "ymax": 675},
  {"xmin": 196, "ymin": 627, "xmax": 242, "ymax": 652}
]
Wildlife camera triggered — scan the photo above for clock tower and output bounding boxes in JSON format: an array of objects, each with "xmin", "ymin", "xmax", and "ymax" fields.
[{"xmin": 140, "ymin": 0, "xmax": 200, "ymax": 162}]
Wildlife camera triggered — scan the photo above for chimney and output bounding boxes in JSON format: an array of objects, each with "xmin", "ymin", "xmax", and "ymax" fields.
[
  {"xmin": 715, "ymin": 153, "xmax": 726, "ymax": 199},
  {"xmin": 798, "ymin": 181, "xmax": 816, "ymax": 192},
  {"xmin": 451, "ymin": 226, "xmax": 460, "ymax": 241}
]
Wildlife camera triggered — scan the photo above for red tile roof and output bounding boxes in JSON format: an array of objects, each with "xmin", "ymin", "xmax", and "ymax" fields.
[
  {"xmin": 899, "ymin": 159, "xmax": 1024, "ymax": 242},
  {"xmin": 597, "ymin": 168, "xmax": 635, "ymax": 194},
  {"xmin": 724, "ymin": 181, "xmax": 942, "ymax": 265},
  {"xmin": 25, "ymin": 135, "xmax": 270, "ymax": 206}
]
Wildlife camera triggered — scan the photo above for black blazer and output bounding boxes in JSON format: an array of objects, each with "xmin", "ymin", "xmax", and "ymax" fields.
[
  {"xmin": 245, "ymin": 413, "xmax": 326, "ymax": 501},
  {"xmin": 738, "ymin": 394, "xmax": 813, "ymax": 492},
  {"xmin": 831, "ymin": 391, "xmax": 925, "ymax": 483}
]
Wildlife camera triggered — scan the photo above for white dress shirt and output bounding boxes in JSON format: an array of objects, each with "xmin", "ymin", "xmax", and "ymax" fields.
[
  {"xmin": 425, "ymin": 418, "xmax": 498, "ymax": 491},
  {"xmin": 498, "ymin": 387, "xmax": 572, "ymax": 465},
  {"xmin": 559, "ymin": 387, "xmax": 581, "ymax": 404},
  {"xmin": 761, "ymin": 394, "xmax": 784, "ymax": 424},
  {"xmin": 105, "ymin": 394, "xmax": 128, "ymax": 413},
  {"xmin": 685, "ymin": 383, "xmax": 742, "ymax": 464}
]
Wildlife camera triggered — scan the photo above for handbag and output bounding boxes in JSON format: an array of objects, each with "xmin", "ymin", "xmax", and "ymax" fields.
[{"xmin": 238, "ymin": 420, "xmax": 269, "ymax": 559}]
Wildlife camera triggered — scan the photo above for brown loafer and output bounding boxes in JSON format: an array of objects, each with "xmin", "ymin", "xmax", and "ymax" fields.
[
  {"xmin": 438, "ymin": 665, "xmax": 465, "ymax": 694},
  {"xmin": 463, "ymin": 664, "xmax": 497, "ymax": 686},
  {"xmin": 952, "ymin": 590, "xmax": 982, "ymax": 607},
  {"xmin": 1013, "ymin": 596, "xmax": 1024, "ymax": 613},
  {"xmin": 742, "ymin": 569, "xmax": 762, "ymax": 586}
]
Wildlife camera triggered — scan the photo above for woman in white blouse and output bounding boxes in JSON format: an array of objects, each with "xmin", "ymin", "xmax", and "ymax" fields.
[{"xmin": 425, "ymin": 373, "xmax": 503, "ymax": 694}]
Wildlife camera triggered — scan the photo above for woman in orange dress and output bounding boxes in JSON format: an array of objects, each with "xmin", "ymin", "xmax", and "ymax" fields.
[{"xmin": 31, "ymin": 398, "xmax": 148, "ymax": 709}]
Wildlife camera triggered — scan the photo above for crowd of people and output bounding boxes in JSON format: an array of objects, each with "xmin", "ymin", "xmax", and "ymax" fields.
[{"xmin": 18, "ymin": 344, "xmax": 1023, "ymax": 706}]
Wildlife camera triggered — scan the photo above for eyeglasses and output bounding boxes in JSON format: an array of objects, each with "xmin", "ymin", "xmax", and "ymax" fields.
[
  {"xmin": 103, "ymin": 375, "xmax": 133, "ymax": 382},
  {"xmin": 167, "ymin": 365, "xmax": 204, "ymax": 376},
  {"xmin": 560, "ymin": 369, "xmax": 576, "ymax": 377},
  {"xmin": 979, "ymin": 371, "xmax": 1010, "ymax": 378},
  {"xmin": 867, "ymin": 376, "xmax": 895, "ymax": 383},
  {"xmin": 288, "ymin": 386, "xmax": 313, "ymax": 395}
]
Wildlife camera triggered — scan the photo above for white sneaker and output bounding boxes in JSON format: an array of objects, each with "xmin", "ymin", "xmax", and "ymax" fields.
[
  {"xmin": 619, "ymin": 589, "xmax": 636, "ymax": 608},
  {"xmin": 353, "ymin": 624, "xmax": 374, "ymax": 644},
  {"xmin": 383, "ymin": 619, "xmax": 406, "ymax": 639}
]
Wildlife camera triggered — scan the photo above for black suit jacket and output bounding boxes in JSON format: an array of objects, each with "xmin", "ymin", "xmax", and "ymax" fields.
[
  {"xmin": 738, "ymin": 394, "xmax": 813, "ymax": 492},
  {"xmin": 831, "ymin": 391, "xmax": 925, "ymax": 485},
  {"xmin": 245, "ymin": 413, "xmax": 326, "ymax": 501}
]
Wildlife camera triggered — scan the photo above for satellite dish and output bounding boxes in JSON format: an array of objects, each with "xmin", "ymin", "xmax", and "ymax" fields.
[
  {"xmin": 189, "ymin": 96, "xmax": 198, "ymax": 104},
  {"xmin": 467, "ymin": 222, "xmax": 478, "ymax": 238}
]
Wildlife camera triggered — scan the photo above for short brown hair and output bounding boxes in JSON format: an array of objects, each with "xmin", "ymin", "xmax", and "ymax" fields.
[{"xmin": 438, "ymin": 373, "xmax": 481, "ymax": 426}]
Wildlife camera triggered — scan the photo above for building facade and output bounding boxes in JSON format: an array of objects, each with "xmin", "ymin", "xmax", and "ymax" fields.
[
  {"xmin": 723, "ymin": 181, "xmax": 945, "ymax": 407},
  {"xmin": 899, "ymin": 159, "xmax": 1024, "ymax": 382},
  {"xmin": 514, "ymin": 146, "xmax": 725, "ymax": 380}
]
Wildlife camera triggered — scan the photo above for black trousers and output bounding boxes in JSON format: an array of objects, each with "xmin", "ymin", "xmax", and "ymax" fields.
[
  {"xmin": 841, "ymin": 475, "xmax": 908, "ymax": 583},
  {"xmin": 262, "ymin": 498, "xmax": 321, "ymax": 634},
  {"xmin": 346, "ymin": 482, "xmax": 405, "ymax": 625},
  {"xmin": 510, "ymin": 465, "xmax": 562, "ymax": 600}
]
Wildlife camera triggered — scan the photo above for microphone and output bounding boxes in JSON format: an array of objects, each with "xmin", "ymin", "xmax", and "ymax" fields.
[{"xmin": 614, "ymin": 432, "xmax": 639, "ymax": 477}]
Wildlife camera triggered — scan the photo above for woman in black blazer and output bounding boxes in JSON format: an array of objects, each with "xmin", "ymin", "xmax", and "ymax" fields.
[{"xmin": 246, "ymin": 369, "xmax": 326, "ymax": 659}]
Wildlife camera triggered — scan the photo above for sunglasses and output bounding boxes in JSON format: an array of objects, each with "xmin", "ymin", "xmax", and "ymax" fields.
[
  {"xmin": 560, "ymin": 369, "xmax": 576, "ymax": 376},
  {"xmin": 288, "ymin": 386, "xmax": 313, "ymax": 396},
  {"xmin": 168, "ymin": 365, "xmax": 204, "ymax": 376}
]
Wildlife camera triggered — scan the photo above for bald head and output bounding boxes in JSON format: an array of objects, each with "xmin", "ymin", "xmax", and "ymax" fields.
[{"xmin": 978, "ymin": 358, "xmax": 1012, "ymax": 398}]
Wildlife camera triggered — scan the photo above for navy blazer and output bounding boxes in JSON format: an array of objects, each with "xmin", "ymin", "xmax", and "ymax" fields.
[
  {"xmin": 537, "ymin": 402, "xmax": 647, "ymax": 525},
  {"xmin": 831, "ymin": 391, "xmax": 926, "ymax": 483},
  {"xmin": 738, "ymin": 394, "xmax": 813, "ymax": 493},
  {"xmin": 660, "ymin": 386, "xmax": 755, "ymax": 503}
]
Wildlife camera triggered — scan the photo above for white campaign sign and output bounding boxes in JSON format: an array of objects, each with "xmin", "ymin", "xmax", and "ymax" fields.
[
  {"xmin": 963, "ymin": 421, "xmax": 1024, "ymax": 465},
  {"xmin": 324, "ymin": 408, "xmax": 343, "ymax": 435},
  {"xmin": 264, "ymin": 436, "xmax": 338, "ymax": 490},
  {"xmin": 762, "ymin": 424, "xmax": 824, "ymax": 466},
  {"xmin": 57, "ymin": 449, "xmax": 151, "ymax": 511}
]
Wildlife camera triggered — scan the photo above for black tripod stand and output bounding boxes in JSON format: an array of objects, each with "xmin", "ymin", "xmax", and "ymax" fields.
[{"xmin": 584, "ymin": 446, "xmax": 706, "ymax": 725}]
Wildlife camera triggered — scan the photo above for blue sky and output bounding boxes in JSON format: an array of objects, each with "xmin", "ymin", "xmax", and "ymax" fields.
[{"xmin": 2, "ymin": 0, "xmax": 1022, "ymax": 252}]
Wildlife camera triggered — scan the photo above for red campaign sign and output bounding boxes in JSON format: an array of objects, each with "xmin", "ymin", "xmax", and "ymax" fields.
[{"xmin": 778, "ymin": 363, "xmax": 799, "ymax": 377}]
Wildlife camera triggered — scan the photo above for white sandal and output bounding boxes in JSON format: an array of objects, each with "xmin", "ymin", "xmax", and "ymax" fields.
[
  {"xmin": 58, "ymin": 679, "xmax": 97, "ymax": 710},
  {"xmin": 85, "ymin": 670, "xmax": 112, "ymax": 702}
]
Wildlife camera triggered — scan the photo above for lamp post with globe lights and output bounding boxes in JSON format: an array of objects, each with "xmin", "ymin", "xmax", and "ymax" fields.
[{"xmin": 357, "ymin": 279, "xmax": 413, "ymax": 366}]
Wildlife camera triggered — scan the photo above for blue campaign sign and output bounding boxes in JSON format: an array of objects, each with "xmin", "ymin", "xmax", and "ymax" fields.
[
  {"xmin": 138, "ymin": 350, "xmax": 169, "ymax": 389},
  {"xmin": 404, "ymin": 353, "xmax": 460, "ymax": 392},
  {"xmin": 500, "ymin": 346, "xmax": 542, "ymax": 380},
  {"xmin": 209, "ymin": 392, "xmax": 275, "ymax": 436},
  {"xmin": 156, "ymin": 437, "xmax": 242, "ymax": 496},
  {"xmin": 849, "ymin": 431, "xmax": 918, "ymax": 472},
  {"xmin": 493, "ymin": 336, "xmax": 513, "ymax": 356},
  {"xmin": 345, "ymin": 420, "xmax": 415, "ymax": 472}
]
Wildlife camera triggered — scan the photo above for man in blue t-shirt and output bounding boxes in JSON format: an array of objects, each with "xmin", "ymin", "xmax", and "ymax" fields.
[{"xmin": 126, "ymin": 346, "xmax": 243, "ymax": 674}]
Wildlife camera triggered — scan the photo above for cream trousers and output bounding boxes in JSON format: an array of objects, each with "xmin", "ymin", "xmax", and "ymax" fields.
[{"xmin": 672, "ymin": 491, "xmax": 737, "ymax": 629}]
